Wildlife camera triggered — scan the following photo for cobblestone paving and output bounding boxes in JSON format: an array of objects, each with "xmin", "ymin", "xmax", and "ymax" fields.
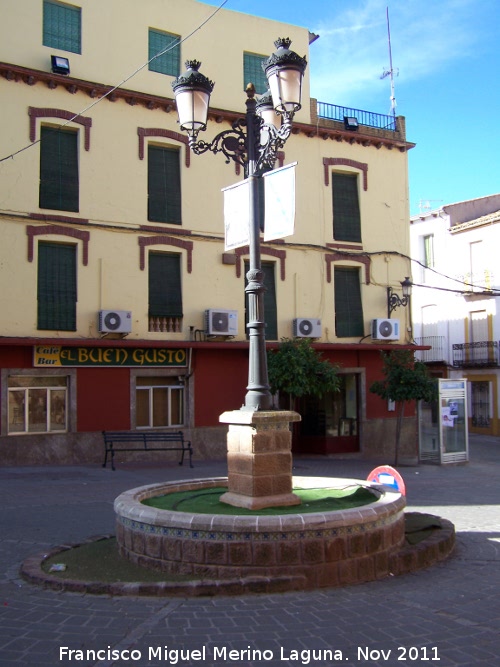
[{"xmin": 1, "ymin": 440, "xmax": 499, "ymax": 666}]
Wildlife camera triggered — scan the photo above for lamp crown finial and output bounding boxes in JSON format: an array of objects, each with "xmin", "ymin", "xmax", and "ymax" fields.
[
  {"xmin": 172, "ymin": 60, "xmax": 214, "ymax": 94},
  {"xmin": 185, "ymin": 59, "xmax": 202, "ymax": 71},
  {"xmin": 274, "ymin": 37, "xmax": 292, "ymax": 50}
]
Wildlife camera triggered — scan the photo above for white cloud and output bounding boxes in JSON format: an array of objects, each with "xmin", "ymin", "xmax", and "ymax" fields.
[{"xmin": 308, "ymin": 0, "xmax": 479, "ymax": 111}]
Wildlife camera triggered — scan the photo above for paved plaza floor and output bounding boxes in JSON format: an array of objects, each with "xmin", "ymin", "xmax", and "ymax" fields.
[{"xmin": 0, "ymin": 435, "xmax": 499, "ymax": 666}]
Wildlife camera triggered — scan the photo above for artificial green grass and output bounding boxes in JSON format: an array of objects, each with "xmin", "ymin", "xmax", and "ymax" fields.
[
  {"xmin": 142, "ymin": 485, "xmax": 377, "ymax": 515},
  {"xmin": 42, "ymin": 538, "xmax": 192, "ymax": 583},
  {"xmin": 404, "ymin": 512, "xmax": 443, "ymax": 545}
]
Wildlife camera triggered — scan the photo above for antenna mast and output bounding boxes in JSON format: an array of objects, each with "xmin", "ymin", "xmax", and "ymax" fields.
[{"xmin": 380, "ymin": 7, "xmax": 398, "ymax": 118}]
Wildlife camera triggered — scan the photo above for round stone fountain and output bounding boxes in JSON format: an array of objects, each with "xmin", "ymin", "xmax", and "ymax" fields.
[{"xmin": 114, "ymin": 474, "xmax": 407, "ymax": 590}]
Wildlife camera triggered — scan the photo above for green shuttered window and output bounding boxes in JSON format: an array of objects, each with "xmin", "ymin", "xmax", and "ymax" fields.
[
  {"xmin": 334, "ymin": 267, "xmax": 364, "ymax": 337},
  {"xmin": 37, "ymin": 242, "xmax": 77, "ymax": 331},
  {"xmin": 39, "ymin": 126, "xmax": 79, "ymax": 212},
  {"xmin": 148, "ymin": 29, "xmax": 180, "ymax": 76},
  {"xmin": 245, "ymin": 261, "xmax": 278, "ymax": 341},
  {"xmin": 332, "ymin": 173, "xmax": 361, "ymax": 242},
  {"xmin": 243, "ymin": 53, "xmax": 268, "ymax": 94},
  {"xmin": 148, "ymin": 145, "xmax": 182, "ymax": 224},
  {"xmin": 148, "ymin": 253, "xmax": 183, "ymax": 319},
  {"xmin": 43, "ymin": 0, "xmax": 81, "ymax": 54}
]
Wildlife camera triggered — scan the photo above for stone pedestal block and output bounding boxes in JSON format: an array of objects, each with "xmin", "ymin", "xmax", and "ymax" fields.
[{"xmin": 219, "ymin": 410, "xmax": 302, "ymax": 510}]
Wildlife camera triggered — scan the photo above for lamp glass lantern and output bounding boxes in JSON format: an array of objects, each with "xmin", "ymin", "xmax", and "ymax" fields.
[
  {"xmin": 401, "ymin": 277, "xmax": 412, "ymax": 298},
  {"xmin": 172, "ymin": 60, "xmax": 214, "ymax": 136},
  {"xmin": 262, "ymin": 37, "xmax": 307, "ymax": 115},
  {"xmin": 255, "ymin": 90, "xmax": 281, "ymax": 130}
]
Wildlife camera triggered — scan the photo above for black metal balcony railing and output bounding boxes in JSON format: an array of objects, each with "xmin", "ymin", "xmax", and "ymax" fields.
[
  {"xmin": 317, "ymin": 102, "xmax": 397, "ymax": 131},
  {"xmin": 452, "ymin": 341, "xmax": 499, "ymax": 368}
]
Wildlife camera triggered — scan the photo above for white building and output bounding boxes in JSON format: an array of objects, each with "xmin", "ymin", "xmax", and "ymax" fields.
[{"xmin": 410, "ymin": 194, "xmax": 500, "ymax": 436}]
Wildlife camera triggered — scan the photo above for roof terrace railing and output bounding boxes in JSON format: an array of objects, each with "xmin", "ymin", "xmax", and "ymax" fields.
[{"xmin": 317, "ymin": 102, "xmax": 397, "ymax": 132}]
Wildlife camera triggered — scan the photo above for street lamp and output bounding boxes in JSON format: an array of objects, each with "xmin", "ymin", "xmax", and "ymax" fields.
[
  {"xmin": 172, "ymin": 38, "xmax": 307, "ymax": 411},
  {"xmin": 387, "ymin": 276, "xmax": 412, "ymax": 318}
]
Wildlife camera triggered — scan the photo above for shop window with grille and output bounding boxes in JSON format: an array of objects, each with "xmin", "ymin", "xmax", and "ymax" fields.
[
  {"xmin": 136, "ymin": 377, "xmax": 184, "ymax": 428},
  {"xmin": 8, "ymin": 376, "xmax": 68, "ymax": 434}
]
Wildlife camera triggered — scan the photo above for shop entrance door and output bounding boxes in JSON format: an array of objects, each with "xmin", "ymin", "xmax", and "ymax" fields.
[{"xmin": 295, "ymin": 373, "xmax": 360, "ymax": 455}]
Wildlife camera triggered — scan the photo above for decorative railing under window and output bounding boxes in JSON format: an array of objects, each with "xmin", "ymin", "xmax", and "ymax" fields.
[
  {"xmin": 317, "ymin": 102, "xmax": 398, "ymax": 131},
  {"xmin": 452, "ymin": 341, "xmax": 499, "ymax": 368},
  {"xmin": 148, "ymin": 317, "xmax": 183, "ymax": 333},
  {"xmin": 414, "ymin": 336, "xmax": 447, "ymax": 363}
]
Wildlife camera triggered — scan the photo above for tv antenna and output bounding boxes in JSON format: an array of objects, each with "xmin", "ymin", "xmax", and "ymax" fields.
[
  {"xmin": 418, "ymin": 199, "xmax": 444, "ymax": 213},
  {"xmin": 380, "ymin": 7, "xmax": 398, "ymax": 118}
]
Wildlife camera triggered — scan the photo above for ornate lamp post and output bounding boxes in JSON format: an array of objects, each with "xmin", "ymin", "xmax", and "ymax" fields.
[
  {"xmin": 387, "ymin": 277, "xmax": 412, "ymax": 318},
  {"xmin": 172, "ymin": 38, "xmax": 307, "ymax": 412}
]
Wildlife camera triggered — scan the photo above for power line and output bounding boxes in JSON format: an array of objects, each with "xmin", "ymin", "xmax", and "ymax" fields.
[{"xmin": 0, "ymin": 0, "xmax": 228, "ymax": 164}]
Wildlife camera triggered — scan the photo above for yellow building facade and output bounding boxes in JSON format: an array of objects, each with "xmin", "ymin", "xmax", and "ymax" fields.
[{"xmin": 0, "ymin": 0, "xmax": 417, "ymax": 465}]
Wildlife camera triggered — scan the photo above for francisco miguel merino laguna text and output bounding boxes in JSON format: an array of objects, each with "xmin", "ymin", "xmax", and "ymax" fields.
[{"xmin": 59, "ymin": 645, "xmax": 347, "ymax": 663}]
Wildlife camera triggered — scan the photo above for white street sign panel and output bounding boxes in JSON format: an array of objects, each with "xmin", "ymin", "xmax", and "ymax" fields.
[
  {"xmin": 263, "ymin": 162, "xmax": 296, "ymax": 242},
  {"xmin": 222, "ymin": 179, "xmax": 250, "ymax": 251}
]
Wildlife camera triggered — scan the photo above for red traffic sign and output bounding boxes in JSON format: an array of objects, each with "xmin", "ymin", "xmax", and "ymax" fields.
[{"xmin": 367, "ymin": 465, "xmax": 406, "ymax": 495}]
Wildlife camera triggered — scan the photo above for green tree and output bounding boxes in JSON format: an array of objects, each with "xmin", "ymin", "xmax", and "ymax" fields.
[
  {"xmin": 267, "ymin": 338, "xmax": 340, "ymax": 410},
  {"xmin": 370, "ymin": 350, "xmax": 437, "ymax": 466}
]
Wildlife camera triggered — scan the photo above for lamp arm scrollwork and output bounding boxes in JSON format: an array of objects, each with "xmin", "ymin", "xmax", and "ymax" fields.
[
  {"xmin": 188, "ymin": 117, "xmax": 248, "ymax": 170},
  {"xmin": 255, "ymin": 116, "xmax": 292, "ymax": 175},
  {"xmin": 387, "ymin": 287, "xmax": 410, "ymax": 318},
  {"xmin": 187, "ymin": 115, "xmax": 293, "ymax": 177}
]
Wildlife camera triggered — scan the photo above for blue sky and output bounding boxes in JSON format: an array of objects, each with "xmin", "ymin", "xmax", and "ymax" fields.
[{"xmin": 202, "ymin": 0, "xmax": 500, "ymax": 216}]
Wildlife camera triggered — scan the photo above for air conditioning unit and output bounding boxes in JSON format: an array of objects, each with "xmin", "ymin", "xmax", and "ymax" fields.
[
  {"xmin": 372, "ymin": 318, "xmax": 400, "ymax": 341},
  {"xmin": 205, "ymin": 309, "xmax": 238, "ymax": 336},
  {"xmin": 98, "ymin": 310, "xmax": 132, "ymax": 334},
  {"xmin": 293, "ymin": 318, "xmax": 322, "ymax": 338}
]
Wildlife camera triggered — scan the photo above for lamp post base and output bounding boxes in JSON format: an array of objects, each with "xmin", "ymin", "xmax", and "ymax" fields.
[{"xmin": 219, "ymin": 409, "xmax": 302, "ymax": 509}]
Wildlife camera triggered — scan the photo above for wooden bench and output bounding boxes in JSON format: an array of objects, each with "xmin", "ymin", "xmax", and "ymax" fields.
[{"xmin": 102, "ymin": 430, "xmax": 193, "ymax": 471}]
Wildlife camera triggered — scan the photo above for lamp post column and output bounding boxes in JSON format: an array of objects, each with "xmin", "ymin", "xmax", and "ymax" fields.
[
  {"xmin": 243, "ymin": 91, "xmax": 273, "ymax": 411},
  {"xmin": 171, "ymin": 39, "xmax": 307, "ymax": 508}
]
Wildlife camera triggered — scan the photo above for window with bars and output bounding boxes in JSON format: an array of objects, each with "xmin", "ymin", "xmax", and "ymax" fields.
[
  {"xmin": 332, "ymin": 173, "xmax": 361, "ymax": 242},
  {"xmin": 243, "ymin": 52, "xmax": 268, "ymax": 94},
  {"xmin": 148, "ymin": 29, "xmax": 180, "ymax": 76},
  {"xmin": 37, "ymin": 242, "xmax": 77, "ymax": 331},
  {"xmin": 148, "ymin": 145, "xmax": 182, "ymax": 224},
  {"xmin": 39, "ymin": 126, "xmax": 79, "ymax": 212},
  {"xmin": 334, "ymin": 266, "xmax": 364, "ymax": 337},
  {"xmin": 136, "ymin": 377, "xmax": 184, "ymax": 428},
  {"xmin": 244, "ymin": 261, "xmax": 278, "ymax": 340},
  {"xmin": 8, "ymin": 375, "xmax": 68, "ymax": 434},
  {"xmin": 148, "ymin": 252, "xmax": 183, "ymax": 332},
  {"xmin": 43, "ymin": 0, "xmax": 81, "ymax": 54}
]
